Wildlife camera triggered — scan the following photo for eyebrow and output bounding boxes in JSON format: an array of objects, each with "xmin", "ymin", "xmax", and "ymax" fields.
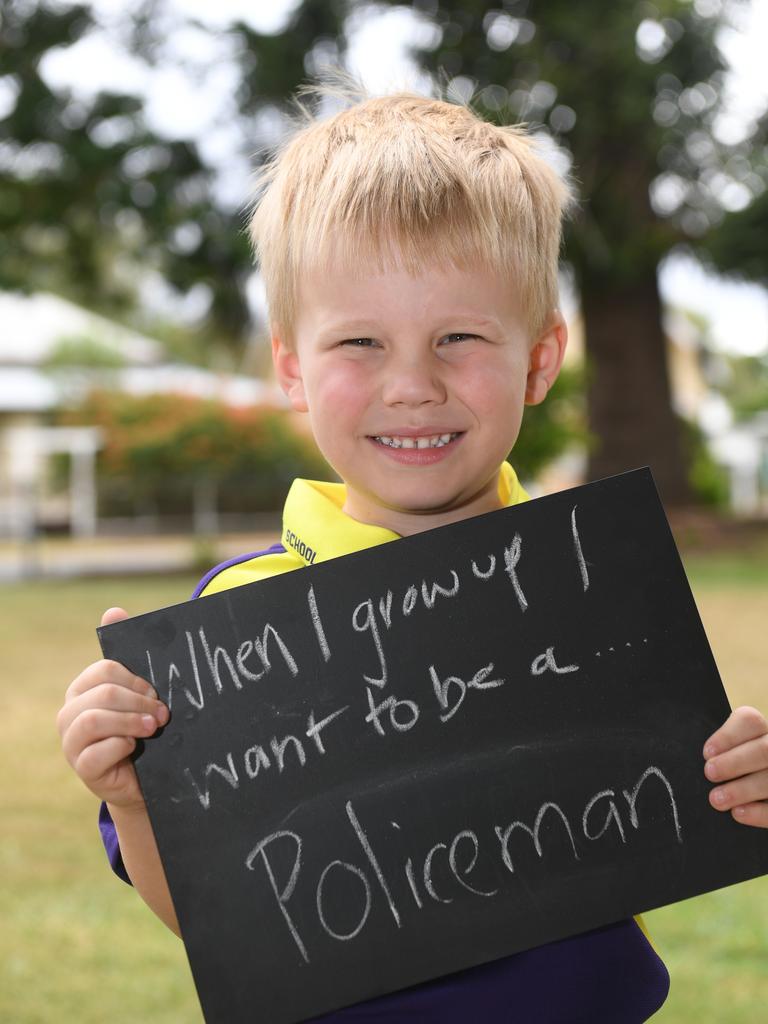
[
  {"xmin": 448, "ymin": 314, "xmax": 502, "ymax": 330},
  {"xmin": 319, "ymin": 321, "xmax": 377, "ymax": 335},
  {"xmin": 321, "ymin": 314, "xmax": 502, "ymax": 335}
]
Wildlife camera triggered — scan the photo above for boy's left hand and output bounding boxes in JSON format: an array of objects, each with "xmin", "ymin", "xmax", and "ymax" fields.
[{"xmin": 704, "ymin": 706, "xmax": 768, "ymax": 828}]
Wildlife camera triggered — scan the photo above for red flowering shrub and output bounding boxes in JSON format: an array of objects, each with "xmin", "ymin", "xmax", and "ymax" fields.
[{"xmin": 60, "ymin": 391, "xmax": 331, "ymax": 513}]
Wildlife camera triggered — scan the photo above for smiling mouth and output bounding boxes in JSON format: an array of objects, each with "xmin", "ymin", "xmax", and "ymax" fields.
[{"xmin": 370, "ymin": 432, "xmax": 461, "ymax": 450}]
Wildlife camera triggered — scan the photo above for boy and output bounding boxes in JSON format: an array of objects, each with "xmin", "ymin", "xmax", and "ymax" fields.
[{"xmin": 58, "ymin": 87, "xmax": 768, "ymax": 1022}]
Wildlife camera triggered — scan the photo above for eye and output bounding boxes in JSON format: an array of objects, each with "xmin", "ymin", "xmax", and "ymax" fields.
[
  {"xmin": 340, "ymin": 337, "xmax": 378, "ymax": 348},
  {"xmin": 441, "ymin": 333, "xmax": 478, "ymax": 344}
]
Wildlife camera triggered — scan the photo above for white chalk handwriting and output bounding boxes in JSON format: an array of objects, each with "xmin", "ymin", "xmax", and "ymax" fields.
[{"xmin": 244, "ymin": 763, "xmax": 682, "ymax": 963}]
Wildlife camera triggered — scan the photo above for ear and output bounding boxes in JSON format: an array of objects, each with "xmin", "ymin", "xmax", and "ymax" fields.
[
  {"xmin": 272, "ymin": 332, "xmax": 308, "ymax": 413},
  {"xmin": 525, "ymin": 312, "xmax": 568, "ymax": 406}
]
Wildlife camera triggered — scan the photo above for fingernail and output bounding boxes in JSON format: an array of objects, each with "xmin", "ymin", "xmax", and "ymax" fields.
[
  {"xmin": 734, "ymin": 806, "xmax": 747, "ymax": 818},
  {"xmin": 703, "ymin": 742, "xmax": 717, "ymax": 759},
  {"xmin": 155, "ymin": 703, "xmax": 169, "ymax": 725},
  {"xmin": 704, "ymin": 759, "xmax": 719, "ymax": 780},
  {"xmin": 141, "ymin": 714, "xmax": 156, "ymax": 731},
  {"xmin": 712, "ymin": 788, "xmax": 726, "ymax": 806}
]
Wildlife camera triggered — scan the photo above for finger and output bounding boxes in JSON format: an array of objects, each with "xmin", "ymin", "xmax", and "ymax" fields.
[
  {"xmin": 74, "ymin": 735, "xmax": 138, "ymax": 788},
  {"xmin": 731, "ymin": 802, "xmax": 768, "ymax": 829},
  {"xmin": 101, "ymin": 607, "xmax": 130, "ymax": 628},
  {"xmin": 62, "ymin": 705, "xmax": 165, "ymax": 768},
  {"xmin": 57, "ymin": 681, "xmax": 167, "ymax": 738},
  {"xmin": 705, "ymin": 733, "xmax": 768, "ymax": 783},
  {"xmin": 65, "ymin": 658, "xmax": 156, "ymax": 702},
  {"xmin": 709, "ymin": 768, "xmax": 768, "ymax": 813},
  {"xmin": 703, "ymin": 706, "xmax": 768, "ymax": 759}
]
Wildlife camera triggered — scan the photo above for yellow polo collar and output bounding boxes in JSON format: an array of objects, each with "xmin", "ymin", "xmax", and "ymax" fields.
[{"xmin": 280, "ymin": 461, "xmax": 529, "ymax": 567}]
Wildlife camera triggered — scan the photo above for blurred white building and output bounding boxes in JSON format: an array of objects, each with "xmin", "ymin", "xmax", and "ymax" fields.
[{"xmin": 0, "ymin": 290, "xmax": 274, "ymax": 538}]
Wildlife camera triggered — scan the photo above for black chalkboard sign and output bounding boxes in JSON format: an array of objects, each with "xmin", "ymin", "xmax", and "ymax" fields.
[{"xmin": 99, "ymin": 469, "xmax": 768, "ymax": 1024}]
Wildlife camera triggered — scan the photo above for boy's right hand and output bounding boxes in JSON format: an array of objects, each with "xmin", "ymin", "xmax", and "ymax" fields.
[{"xmin": 57, "ymin": 607, "xmax": 169, "ymax": 809}]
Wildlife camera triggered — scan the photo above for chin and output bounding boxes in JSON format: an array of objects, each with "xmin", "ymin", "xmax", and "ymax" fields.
[{"xmin": 385, "ymin": 492, "xmax": 466, "ymax": 516}]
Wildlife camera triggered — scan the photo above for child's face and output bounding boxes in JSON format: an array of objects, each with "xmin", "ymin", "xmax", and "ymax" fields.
[{"xmin": 274, "ymin": 255, "xmax": 566, "ymax": 535}]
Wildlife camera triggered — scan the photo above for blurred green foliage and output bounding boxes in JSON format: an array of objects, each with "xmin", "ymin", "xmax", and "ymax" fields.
[
  {"xmin": 720, "ymin": 354, "xmax": 768, "ymax": 422},
  {"xmin": 0, "ymin": 1, "xmax": 249, "ymax": 351},
  {"xmin": 508, "ymin": 364, "xmax": 586, "ymax": 481},
  {"xmin": 44, "ymin": 335, "xmax": 126, "ymax": 371},
  {"xmin": 701, "ymin": 187, "xmax": 768, "ymax": 286},
  {"xmin": 43, "ymin": 334, "xmax": 127, "ymax": 401},
  {"xmin": 684, "ymin": 419, "xmax": 730, "ymax": 508}
]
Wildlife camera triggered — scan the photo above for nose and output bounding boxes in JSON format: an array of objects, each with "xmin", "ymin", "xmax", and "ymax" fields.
[{"xmin": 380, "ymin": 349, "xmax": 447, "ymax": 407}]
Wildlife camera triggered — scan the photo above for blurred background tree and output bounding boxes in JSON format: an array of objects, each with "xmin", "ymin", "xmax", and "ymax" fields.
[
  {"xmin": 0, "ymin": 1, "xmax": 248, "ymax": 360},
  {"xmin": 366, "ymin": 0, "xmax": 768, "ymax": 505},
  {"xmin": 3, "ymin": 0, "xmax": 767, "ymax": 505},
  {"xmin": 701, "ymin": 170, "xmax": 768, "ymax": 283},
  {"xmin": 0, "ymin": 0, "xmax": 355, "ymax": 361}
]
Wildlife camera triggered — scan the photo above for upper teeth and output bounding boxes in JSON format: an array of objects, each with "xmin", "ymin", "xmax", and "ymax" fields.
[{"xmin": 374, "ymin": 433, "xmax": 457, "ymax": 449}]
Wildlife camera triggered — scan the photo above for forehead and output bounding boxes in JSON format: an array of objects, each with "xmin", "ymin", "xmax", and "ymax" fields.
[{"xmin": 295, "ymin": 253, "xmax": 525, "ymax": 335}]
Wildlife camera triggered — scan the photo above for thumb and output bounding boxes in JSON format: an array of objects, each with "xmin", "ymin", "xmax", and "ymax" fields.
[{"xmin": 101, "ymin": 606, "xmax": 130, "ymax": 627}]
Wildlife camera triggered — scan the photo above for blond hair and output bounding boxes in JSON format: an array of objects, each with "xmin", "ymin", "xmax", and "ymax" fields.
[{"xmin": 248, "ymin": 80, "xmax": 573, "ymax": 344}]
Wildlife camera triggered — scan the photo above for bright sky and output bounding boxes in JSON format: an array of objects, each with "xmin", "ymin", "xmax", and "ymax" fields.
[{"xmin": 37, "ymin": 0, "xmax": 768, "ymax": 356}]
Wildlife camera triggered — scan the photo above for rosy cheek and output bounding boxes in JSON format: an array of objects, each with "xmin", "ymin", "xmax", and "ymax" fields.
[
  {"xmin": 307, "ymin": 363, "xmax": 373, "ymax": 435},
  {"xmin": 464, "ymin": 366, "xmax": 523, "ymax": 411},
  {"xmin": 323, "ymin": 364, "xmax": 371, "ymax": 403}
]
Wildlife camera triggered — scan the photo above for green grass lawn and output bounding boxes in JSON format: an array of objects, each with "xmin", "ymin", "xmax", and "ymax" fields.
[
  {"xmin": 0, "ymin": 575, "xmax": 203, "ymax": 1024},
  {"xmin": 1, "ymin": 562, "xmax": 766, "ymax": 1023}
]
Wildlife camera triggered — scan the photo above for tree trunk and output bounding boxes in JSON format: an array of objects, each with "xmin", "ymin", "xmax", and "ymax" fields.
[{"xmin": 581, "ymin": 270, "xmax": 692, "ymax": 507}]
